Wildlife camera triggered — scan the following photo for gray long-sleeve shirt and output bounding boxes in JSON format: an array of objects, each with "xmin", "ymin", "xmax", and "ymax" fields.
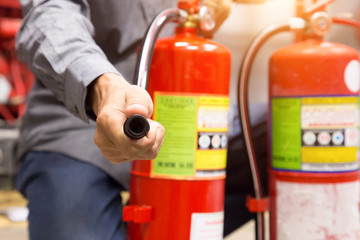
[{"xmin": 16, "ymin": 0, "xmax": 177, "ymax": 188}]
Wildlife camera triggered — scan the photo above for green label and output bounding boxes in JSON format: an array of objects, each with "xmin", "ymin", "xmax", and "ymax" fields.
[
  {"xmin": 271, "ymin": 98, "xmax": 301, "ymax": 170},
  {"xmin": 153, "ymin": 95, "xmax": 198, "ymax": 176}
]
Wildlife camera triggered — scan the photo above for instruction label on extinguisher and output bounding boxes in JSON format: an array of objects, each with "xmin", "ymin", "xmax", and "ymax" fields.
[
  {"xmin": 190, "ymin": 211, "xmax": 224, "ymax": 240},
  {"xmin": 152, "ymin": 92, "xmax": 229, "ymax": 179},
  {"xmin": 271, "ymin": 96, "xmax": 359, "ymax": 172}
]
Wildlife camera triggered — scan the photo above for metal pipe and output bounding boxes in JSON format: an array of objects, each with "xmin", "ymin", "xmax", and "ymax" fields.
[
  {"xmin": 332, "ymin": 17, "xmax": 360, "ymax": 29},
  {"xmin": 237, "ymin": 18, "xmax": 305, "ymax": 240},
  {"xmin": 136, "ymin": 8, "xmax": 187, "ymax": 89},
  {"xmin": 125, "ymin": 8, "xmax": 187, "ymax": 140}
]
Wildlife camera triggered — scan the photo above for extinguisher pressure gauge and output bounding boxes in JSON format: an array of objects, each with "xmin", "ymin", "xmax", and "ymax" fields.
[
  {"xmin": 199, "ymin": 6, "xmax": 215, "ymax": 32},
  {"xmin": 310, "ymin": 11, "xmax": 332, "ymax": 36}
]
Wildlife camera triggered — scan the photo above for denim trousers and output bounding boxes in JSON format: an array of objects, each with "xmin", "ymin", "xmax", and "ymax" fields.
[
  {"xmin": 16, "ymin": 128, "xmax": 267, "ymax": 239},
  {"xmin": 16, "ymin": 151, "xmax": 126, "ymax": 240}
]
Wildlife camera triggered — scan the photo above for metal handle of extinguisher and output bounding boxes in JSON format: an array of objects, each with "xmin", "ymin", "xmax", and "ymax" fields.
[
  {"xmin": 331, "ymin": 17, "xmax": 360, "ymax": 29},
  {"xmin": 136, "ymin": 8, "xmax": 188, "ymax": 89},
  {"xmin": 237, "ymin": 18, "xmax": 305, "ymax": 240},
  {"xmin": 124, "ymin": 8, "xmax": 188, "ymax": 139}
]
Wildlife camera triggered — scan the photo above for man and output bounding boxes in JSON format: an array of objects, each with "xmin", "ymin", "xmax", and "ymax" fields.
[{"xmin": 15, "ymin": 0, "xmax": 232, "ymax": 239}]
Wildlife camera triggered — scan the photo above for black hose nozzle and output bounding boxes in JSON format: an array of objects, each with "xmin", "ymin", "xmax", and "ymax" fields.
[{"xmin": 123, "ymin": 114, "xmax": 150, "ymax": 139}]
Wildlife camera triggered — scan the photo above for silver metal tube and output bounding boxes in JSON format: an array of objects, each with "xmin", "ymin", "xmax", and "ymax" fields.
[
  {"xmin": 237, "ymin": 19, "xmax": 306, "ymax": 240},
  {"xmin": 239, "ymin": 22, "xmax": 291, "ymax": 200},
  {"xmin": 136, "ymin": 8, "xmax": 187, "ymax": 89},
  {"xmin": 125, "ymin": 9, "xmax": 187, "ymax": 140}
]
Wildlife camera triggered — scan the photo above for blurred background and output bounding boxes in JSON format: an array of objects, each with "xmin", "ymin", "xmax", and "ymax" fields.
[
  {"xmin": 214, "ymin": 0, "xmax": 360, "ymax": 105},
  {"xmin": 0, "ymin": 0, "xmax": 359, "ymax": 239}
]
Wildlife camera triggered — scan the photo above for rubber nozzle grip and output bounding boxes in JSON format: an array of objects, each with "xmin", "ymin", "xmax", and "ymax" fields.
[{"xmin": 123, "ymin": 114, "xmax": 150, "ymax": 139}]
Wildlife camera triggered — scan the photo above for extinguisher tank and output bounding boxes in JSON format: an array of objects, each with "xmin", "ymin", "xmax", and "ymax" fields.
[
  {"xmin": 269, "ymin": 38, "xmax": 360, "ymax": 240},
  {"xmin": 127, "ymin": 23, "xmax": 231, "ymax": 240},
  {"xmin": 148, "ymin": 27, "xmax": 230, "ymax": 96},
  {"xmin": 270, "ymin": 39, "xmax": 360, "ymax": 97}
]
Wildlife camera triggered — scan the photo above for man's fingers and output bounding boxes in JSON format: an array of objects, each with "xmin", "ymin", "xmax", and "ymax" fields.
[
  {"xmin": 124, "ymin": 86, "xmax": 153, "ymax": 118},
  {"xmin": 90, "ymin": 73, "xmax": 164, "ymax": 163},
  {"xmin": 95, "ymin": 105, "xmax": 127, "ymax": 143},
  {"xmin": 124, "ymin": 104, "xmax": 149, "ymax": 119},
  {"xmin": 95, "ymin": 115, "xmax": 165, "ymax": 163},
  {"xmin": 141, "ymin": 120, "xmax": 165, "ymax": 159}
]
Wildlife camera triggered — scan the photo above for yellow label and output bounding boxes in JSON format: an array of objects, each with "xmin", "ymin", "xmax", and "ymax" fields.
[
  {"xmin": 199, "ymin": 96, "xmax": 229, "ymax": 106},
  {"xmin": 302, "ymin": 97, "xmax": 358, "ymax": 104},
  {"xmin": 196, "ymin": 150, "xmax": 227, "ymax": 170},
  {"xmin": 272, "ymin": 96, "xmax": 360, "ymax": 172},
  {"xmin": 302, "ymin": 147, "xmax": 357, "ymax": 163},
  {"xmin": 152, "ymin": 92, "xmax": 229, "ymax": 180},
  {"xmin": 197, "ymin": 105, "xmax": 228, "ymax": 132}
]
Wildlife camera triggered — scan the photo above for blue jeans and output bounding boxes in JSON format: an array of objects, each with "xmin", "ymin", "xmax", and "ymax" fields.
[{"xmin": 16, "ymin": 151, "xmax": 126, "ymax": 240}]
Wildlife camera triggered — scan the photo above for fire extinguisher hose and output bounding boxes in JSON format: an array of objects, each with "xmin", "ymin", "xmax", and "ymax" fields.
[
  {"xmin": 124, "ymin": 8, "xmax": 188, "ymax": 139},
  {"xmin": 135, "ymin": 8, "xmax": 187, "ymax": 90},
  {"xmin": 237, "ymin": 18, "xmax": 306, "ymax": 240},
  {"xmin": 123, "ymin": 114, "xmax": 151, "ymax": 139},
  {"xmin": 331, "ymin": 17, "xmax": 360, "ymax": 29}
]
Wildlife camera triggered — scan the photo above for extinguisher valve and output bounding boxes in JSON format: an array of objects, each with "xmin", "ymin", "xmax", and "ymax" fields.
[
  {"xmin": 123, "ymin": 114, "xmax": 150, "ymax": 139},
  {"xmin": 198, "ymin": 6, "xmax": 216, "ymax": 32},
  {"xmin": 310, "ymin": 11, "xmax": 332, "ymax": 37}
]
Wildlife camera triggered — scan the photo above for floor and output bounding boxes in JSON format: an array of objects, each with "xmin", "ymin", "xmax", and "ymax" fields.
[
  {"xmin": 0, "ymin": 190, "xmax": 28, "ymax": 240},
  {"xmin": 0, "ymin": 190, "xmax": 263, "ymax": 240}
]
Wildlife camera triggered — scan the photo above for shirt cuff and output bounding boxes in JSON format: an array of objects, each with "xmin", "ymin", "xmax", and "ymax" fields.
[{"xmin": 65, "ymin": 55, "xmax": 121, "ymax": 123}]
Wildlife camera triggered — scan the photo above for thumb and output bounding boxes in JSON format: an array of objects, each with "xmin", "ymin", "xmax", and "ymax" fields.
[
  {"xmin": 124, "ymin": 85, "xmax": 154, "ymax": 118},
  {"xmin": 125, "ymin": 104, "xmax": 149, "ymax": 118}
]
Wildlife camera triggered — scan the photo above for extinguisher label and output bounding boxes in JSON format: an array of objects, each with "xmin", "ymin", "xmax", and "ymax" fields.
[
  {"xmin": 190, "ymin": 211, "xmax": 224, "ymax": 240},
  {"xmin": 276, "ymin": 180, "xmax": 360, "ymax": 240},
  {"xmin": 271, "ymin": 96, "xmax": 359, "ymax": 172},
  {"xmin": 152, "ymin": 92, "xmax": 229, "ymax": 179}
]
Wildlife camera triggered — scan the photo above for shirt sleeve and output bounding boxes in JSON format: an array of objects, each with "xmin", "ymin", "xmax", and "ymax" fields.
[{"xmin": 16, "ymin": 0, "xmax": 121, "ymax": 122}]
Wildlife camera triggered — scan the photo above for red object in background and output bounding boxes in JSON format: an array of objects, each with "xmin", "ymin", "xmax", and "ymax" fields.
[
  {"xmin": 0, "ymin": 1, "xmax": 34, "ymax": 123},
  {"xmin": 177, "ymin": 0, "xmax": 200, "ymax": 11},
  {"xmin": 125, "ymin": 26, "xmax": 231, "ymax": 240},
  {"xmin": 0, "ymin": 17, "xmax": 21, "ymax": 38},
  {"xmin": 268, "ymin": 38, "xmax": 360, "ymax": 239},
  {"xmin": 0, "ymin": 0, "xmax": 20, "ymax": 8},
  {"xmin": 357, "ymin": 10, "xmax": 360, "ymax": 46}
]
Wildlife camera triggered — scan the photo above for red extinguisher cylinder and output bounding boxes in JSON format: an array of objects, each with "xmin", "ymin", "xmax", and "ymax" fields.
[
  {"xmin": 269, "ymin": 38, "xmax": 360, "ymax": 240},
  {"xmin": 126, "ymin": 26, "xmax": 231, "ymax": 240}
]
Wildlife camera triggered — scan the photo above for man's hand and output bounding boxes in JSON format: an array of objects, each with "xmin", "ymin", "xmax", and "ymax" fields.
[{"xmin": 87, "ymin": 73, "xmax": 165, "ymax": 164}]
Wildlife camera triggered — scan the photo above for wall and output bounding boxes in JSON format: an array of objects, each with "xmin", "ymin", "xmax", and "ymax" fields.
[{"xmin": 213, "ymin": 0, "xmax": 360, "ymax": 105}]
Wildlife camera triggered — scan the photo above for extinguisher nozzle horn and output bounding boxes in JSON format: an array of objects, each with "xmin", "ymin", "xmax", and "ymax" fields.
[{"xmin": 123, "ymin": 114, "xmax": 150, "ymax": 139}]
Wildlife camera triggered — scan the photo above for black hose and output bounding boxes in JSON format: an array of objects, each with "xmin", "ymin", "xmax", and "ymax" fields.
[{"xmin": 123, "ymin": 114, "xmax": 150, "ymax": 139}]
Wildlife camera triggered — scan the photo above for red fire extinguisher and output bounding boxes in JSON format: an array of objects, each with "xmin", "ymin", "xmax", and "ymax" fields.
[
  {"xmin": 238, "ymin": 1, "xmax": 360, "ymax": 240},
  {"xmin": 123, "ymin": 1, "xmax": 231, "ymax": 239}
]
